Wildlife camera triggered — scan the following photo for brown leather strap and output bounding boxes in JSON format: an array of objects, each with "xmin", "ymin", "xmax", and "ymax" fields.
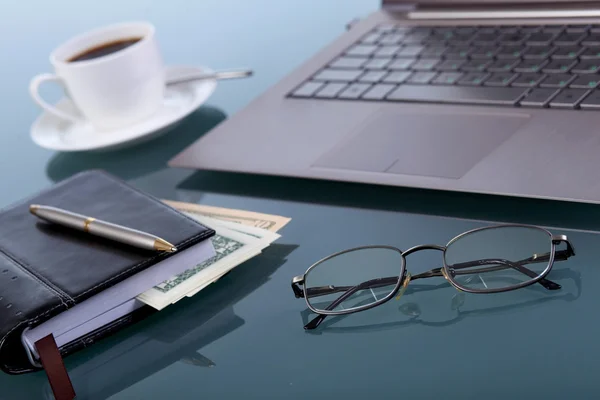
[{"xmin": 35, "ymin": 334, "xmax": 76, "ymax": 400}]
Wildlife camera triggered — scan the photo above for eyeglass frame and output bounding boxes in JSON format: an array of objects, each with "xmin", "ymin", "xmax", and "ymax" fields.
[{"xmin": 291, "ymin": 224, "xmax": 576, "ymax": 330}]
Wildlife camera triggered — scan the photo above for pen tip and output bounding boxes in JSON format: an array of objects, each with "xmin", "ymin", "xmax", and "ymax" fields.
[
  {"xmin": 154, "ymin": 238, "xmax": 177, "ymax": 252},
  {"xmin": 29, "ymin": 205, "xmax": 40, "ymax": 215}
]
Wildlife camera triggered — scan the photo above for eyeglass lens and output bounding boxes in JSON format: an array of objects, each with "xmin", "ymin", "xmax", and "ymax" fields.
[
  {"xmin": 445, "ymin": 226, "xmax": 552, "ymax": 291},
  {"xmin": 304, "ymin": 247, "xmax": 403, "ymax": 313}
]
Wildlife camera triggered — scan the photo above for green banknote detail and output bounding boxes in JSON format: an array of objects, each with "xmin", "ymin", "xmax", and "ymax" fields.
[{"xmin": 153, "ymin": 235, "xmax": 244, "ymax": 293}]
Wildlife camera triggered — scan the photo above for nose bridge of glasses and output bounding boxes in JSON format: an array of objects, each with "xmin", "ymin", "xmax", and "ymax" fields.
[{"xmin": 402, "ymin": 244, "xmax": 446, "ymax": 257}]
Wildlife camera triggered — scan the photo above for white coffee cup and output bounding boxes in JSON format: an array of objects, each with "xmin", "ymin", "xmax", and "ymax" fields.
[{"xmin": 29, "ymin": 22, "xmax": 165, "ymax": 130}]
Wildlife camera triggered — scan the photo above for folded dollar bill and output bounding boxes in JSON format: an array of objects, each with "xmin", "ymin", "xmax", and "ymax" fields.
[{"xmin": 136, "ymin": 202, "xmax": 290, "ymax": 310}]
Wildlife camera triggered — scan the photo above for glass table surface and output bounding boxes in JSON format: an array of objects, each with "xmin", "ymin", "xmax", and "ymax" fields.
[{"xmin": 1, "ymin": 1, "xmax": 600, "ymax": 398}]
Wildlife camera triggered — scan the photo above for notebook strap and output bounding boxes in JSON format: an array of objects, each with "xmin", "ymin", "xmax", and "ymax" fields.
[{"xmin": 35, "ymin": 334, "xmax": 76, "ymax": 400}]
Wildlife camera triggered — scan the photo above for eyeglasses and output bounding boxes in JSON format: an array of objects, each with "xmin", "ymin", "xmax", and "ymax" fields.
[{"xmin": 291, "ymin": 224, "xmax": 576, "ymax": 330}]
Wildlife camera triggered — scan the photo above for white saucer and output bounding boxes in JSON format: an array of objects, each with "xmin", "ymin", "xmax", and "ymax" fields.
[{"xmin": 30, "ymin": 65, "xmax": 217, "ymax": 152}]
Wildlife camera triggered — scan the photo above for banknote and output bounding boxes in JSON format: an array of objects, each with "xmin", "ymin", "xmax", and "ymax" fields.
[
  {"xmin": 138, "ymin": 202, "xmax": 290, "ymax": 310},
  {"xmin": 137, "ymin": 222, "xmax": 264, "ymax": 310},
  {"xmin": 179, "ymin": 214, "xmax": 281, "ymax": 298},
  {"xmin": 183, "ymin": 212, "xmax": 280, "ymax": 245},
  {"xmin": 163, "ymin": 200, "xmax": 291, "ymax": 232}
]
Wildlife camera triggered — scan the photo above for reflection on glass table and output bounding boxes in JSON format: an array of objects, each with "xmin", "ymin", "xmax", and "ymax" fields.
[{"xmin": 40, "ymin": 244, "xmax": 297, "ymax": 400}]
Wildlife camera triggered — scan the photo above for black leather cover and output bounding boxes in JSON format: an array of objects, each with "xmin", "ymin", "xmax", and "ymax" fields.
[{"xmin": 0, "ymin": 170, "xmax": 214, "ymax": 374}]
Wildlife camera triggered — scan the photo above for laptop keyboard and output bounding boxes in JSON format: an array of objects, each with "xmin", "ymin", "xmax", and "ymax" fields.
[{"xmin": 288, "ymin": 24, "xmax": 600, "ymax": 110}]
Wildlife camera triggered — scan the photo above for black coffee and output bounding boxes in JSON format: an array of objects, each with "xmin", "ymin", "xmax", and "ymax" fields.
[{"xmin": 68, "ymin": 37, "xmax": 142, "ymax": 62}]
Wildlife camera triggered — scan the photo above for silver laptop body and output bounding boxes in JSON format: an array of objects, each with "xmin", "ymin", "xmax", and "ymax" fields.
[{"xmin": 170, "ymin": 0, "xmax": 600, "ymax": 204}]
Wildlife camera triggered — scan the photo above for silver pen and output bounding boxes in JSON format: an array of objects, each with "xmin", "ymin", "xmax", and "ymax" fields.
[{"xmin": 29, "ymin": 205, "xmax": 177, "ymax": 253}]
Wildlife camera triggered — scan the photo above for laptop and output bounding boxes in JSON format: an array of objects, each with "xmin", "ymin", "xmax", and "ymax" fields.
[{"xmin": 170, "ymin": 0, "xmax": 600, "ymax": 204}]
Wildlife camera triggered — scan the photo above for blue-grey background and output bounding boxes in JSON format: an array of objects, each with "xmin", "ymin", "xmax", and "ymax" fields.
[{"xmin": 1, "ymin": 1, "xmax": 600, "ymax": 398}]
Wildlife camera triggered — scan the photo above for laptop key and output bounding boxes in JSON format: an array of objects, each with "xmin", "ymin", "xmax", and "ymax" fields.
[
  {"xmin": 361, "ymin": 32, "xmax": 382, "ymax": 44},
  {"xmin": 542, "ymin": 25, "xmax": 565, "ymax": 33},
  {"xmin": 411, "ymin": 59, "xmax": 440, "ymax": 71},
  {"xmin": 432, "ymin": 72, "xmax": 463, "ymax": 85},
  {"xmin": 487, "ymin": 59, "xmax": 520, "ymax": 72},
  {"xmin": 361, "ymin": 83, "xmax": 397, "ymax": 100},
  {"xmin": 541, "ymin": 59, "xmax": 576, "ymax": 73},
  {"xmin": 338, "ymin": 83, "xmax": 372, "ymax": 99},
  {"xmin": 579, "ymin": 90, "xmax": 600, "ymax": 109},
  {"xmin": 553, "ymin": 32, "xmax": 586, "ymax": 46},
  {"xmin": 471, "ymin": 46, "xmax": 499, "ymax": 59},
  {"xmin": 359, "ymin": 70, "xmax": 388, "ymax": 83},
  {"xmin": 520, "ymin": 88, "xmax": 560, "ymax": 107},
  {"xmin": 364, "ymin": 58, "xmax": 392, "ymax": 69},
  {"xmin": 572, "ymin": 60, "xmax": 600, "ymax": 73},
  {"xmin": 540, "ymin": 74, "xmax": 576, "ymax": 88},
  {"xmin": 330, "ymin": 57, "xmax": 368, "ymax": 69},
  {"xmin": 497, "ymin": 45, "xmax": 527, "ymax": 59},
  {"xmin": 473, "ymin": 32, "xmax": 498, "ymax": 45},
  {"xmin": 549, "ymin": 89, "xmax": 590, "ymax": 108},
  {"xmin": 313, "ymin": 69, "xmax": 364, "ymax": 82},
  {"xmin": 455, "ymin": 27, "xmax": 477, "ymax": 35},
  {"xmin": 436, "ymin": 60, "xmax": 466, "ymax": 71},
  {"xmin": 520, "ymin": 26, "xmax": 542, "ymax": 34},
  {"xmin": 514, "ymin": 60, "xmax": 547, "ymax": 73},
  {"xmin": 420, "ymin": 46, "xmax": 447, "ymax": 58},
  {"xmin": 411, "ymin": 27, "xmax": 434, "ymax": 34},
  {"xmin": 382, "ymin": 71, "xmax": 412, "ymax": 84},
  {"xmin": 569, "ymin": 76, "xmax": 600, "ymax": 89},
  {"xmin": 582, "ymin": 33, "xmax": 600, "ymax": 46},
  {"xmin": 484, "ymin": 73, "xmax": 518, "ymax": 86},
  {"xmin": 551, "ymin": 46, "xmax": 584, "ymax": 59},
  {"xmin": 386, "ymin": 84, "xmax": 526, "ymax": 105},
  {"xmin": 403, "ymin": 32, "xmax": 431, "ymax": 44},
  {"xmin": 407, "ymin": 71, "xmax": 438, "ymax": 84},
  {"xmin": 374, "ymin": 45, "xmax": 402, "ymax": 57},
  {"xmin": 445, "ymin": 46, "xmax": 472, "ymax": 59},
  {"xmin": 434, "ymin": 26, "xmax": 455, "ymax": 35},
  {"xmin": 396, "ymin": 45, "xmax": 425, "ymax": 57},
  {"xmin": 314, "ymin": 83, "xmax": 348, "ymax": 98},
  {"xmin": 580, "ymin": 48, "xmax": 600, "ymax": 59},
  {"xmin": 498, "ymin": 33, "xmax": 530, "ymax": 45},
  {"xmin": 290, "ymin": 81, "xmax": 324, "ymax": 97},
  {"xmin": 497, "ymin": 26, "xmax": 520, "ymax": 34},
  {"xmin": 388, "ymin": 58, "xmax": 416, "ymax": 70},
  {"xmin": 478, "ymin": 26, "xmax": 497, "ymax": 34},
  {"xmin": 527, "ymin": 33, "xmax": 556, "ymax": 46},
  {"xmin": 523, "ymin": 46, "xmax": 556, "ymax": 59},
  {"xmin": 346, "ymin": 44, "xmax": 377, "ymax": 56},
  {"xmin": 447, "ymin": 34, "xmax": 474, "ymax": 46},
  {"xmin": 462, "ymin": 60, "xmax": 493, "ymax": 72},
  {"xmin": 457, "ymin": 72, "xmax": 489, "ymax": 86},
  {"xmin": 379, "ymin": 33, "xmax": 406, "ymax": 45},
  {"xmin": 566, "ymin": 24, "xmax": 590, "ymax": 33},
  {"xmin": 511, "ymin": 73, "xmax": 547, "ymax": 87}
]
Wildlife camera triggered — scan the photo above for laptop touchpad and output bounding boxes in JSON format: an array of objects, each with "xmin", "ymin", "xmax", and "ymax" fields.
[{"xmin": 312, "ymin": 110, "xmax": 528, "ymax": 179}]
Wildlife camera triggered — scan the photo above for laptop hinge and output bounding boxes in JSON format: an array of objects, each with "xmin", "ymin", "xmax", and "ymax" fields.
[{"xmin": 383, "ymin": 2, "xmax": 600, "ymax": 19}]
